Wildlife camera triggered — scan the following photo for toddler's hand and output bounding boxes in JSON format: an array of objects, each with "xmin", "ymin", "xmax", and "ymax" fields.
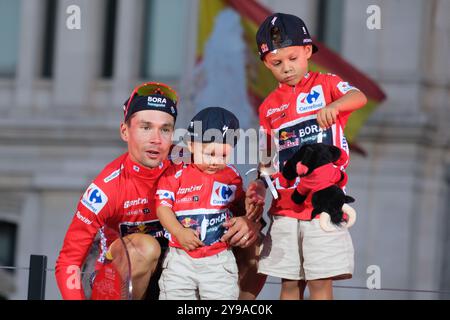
[
  {"xmin": 317, "ymin": 103, "xmax": 339, "ymax": 129},
  {"xmin": 175, "ymin": 228, "xmax": 204, "ymax": 251}
]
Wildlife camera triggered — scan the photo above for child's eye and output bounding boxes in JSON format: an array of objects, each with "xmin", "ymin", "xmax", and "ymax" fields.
[
  {"xmin": 273, "ymin": 61, "xmax": 281, "ymax": 66},
  {"xmin": 142, "ymin": 126, "xmax": 150, "ymax": 130},
  {"xmin": 290, "ymin": 57, "xmax": 297, "ymax": 61}
]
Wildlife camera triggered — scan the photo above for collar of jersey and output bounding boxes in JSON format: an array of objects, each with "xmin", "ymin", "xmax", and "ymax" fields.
[
  {"xmin": 125, "ymin": 153, "xmax": 168, "ymax": 179},
  {"xmin": 278, "ymin": 72, "xmax": 311, "ymax": 93}
]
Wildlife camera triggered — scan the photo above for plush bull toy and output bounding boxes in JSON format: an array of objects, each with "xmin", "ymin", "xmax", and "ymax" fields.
[{"xmin": 281, "ymin": 143, "xmax": 356, "ymax": 232}]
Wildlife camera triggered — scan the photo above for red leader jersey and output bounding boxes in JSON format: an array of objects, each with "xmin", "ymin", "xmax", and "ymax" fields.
[
  {"xmin": 156, "ymin": 163, "xmax": 245, "ymax": 258},
  {"xmin": 55, "ymin": 152, "xmax": 170, "ymax": 299},
  {"xmin": 259, "ymin": 71, "xmax": 359, "ymax": 220}
]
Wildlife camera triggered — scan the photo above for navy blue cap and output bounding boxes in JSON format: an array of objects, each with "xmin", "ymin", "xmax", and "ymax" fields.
[
  {"xmin": 123, "ymin": 94, "xmax": 177, "ymax": 122},
  {"xmin": 256, "ymin": 13, "xmax": 318, "ymax": 60},
  {"xmin": 187, "ymin": 107, "xmax": 240, "ymax": 146}
]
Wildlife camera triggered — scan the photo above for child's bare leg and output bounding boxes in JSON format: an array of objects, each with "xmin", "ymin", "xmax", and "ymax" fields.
[
  {"xmin": 307, "ymin": 279, "xmax": 333, "ymax": 300},
  {"xmin": 281, "ymin": 279, "xmax": 306, "ymax": 300}
]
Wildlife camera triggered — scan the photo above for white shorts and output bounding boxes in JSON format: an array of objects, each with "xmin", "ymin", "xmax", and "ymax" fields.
[
  {"xmin": 158, "ymin": 247, "xmax": 239, "ymax": 300},
  {"xmin": 258, "ymin": 215, "xmax": 354, "ymax": 281}
]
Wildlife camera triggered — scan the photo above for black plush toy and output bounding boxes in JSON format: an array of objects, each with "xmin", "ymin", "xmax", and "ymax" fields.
[{"xmin": 281, "ymin": 143, "xmax": 356, "ymax": 232}]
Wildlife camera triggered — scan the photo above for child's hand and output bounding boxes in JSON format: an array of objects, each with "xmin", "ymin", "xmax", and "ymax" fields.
[
  {"xmin": 317, "ymin": 103, "xmax": 339, "ymax": 129},
  {"xmin": 245, "ymin": 180, "xmax": 266, "ymax": 221},
  {"xmin": 175, "ymin": 228, "xmax": 204, "ymax": 251}
]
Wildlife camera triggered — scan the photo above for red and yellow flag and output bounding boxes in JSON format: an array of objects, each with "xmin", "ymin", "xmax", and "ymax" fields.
[{"xmin": 197, "ymin": 0, "xmax": 386, "ymax": 149}]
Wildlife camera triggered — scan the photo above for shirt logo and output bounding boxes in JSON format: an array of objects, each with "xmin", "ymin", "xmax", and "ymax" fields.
[
  {"xmin": 337, "ymin": 81, "xmax": 357, "ymax": 94},
  {"xmin": 296, "ymin": 85, "xmax": 326, "ymax": 113},
  {"xmin": 266, "ymin": 104, "xmax": 289, "ymax": 117},
  {"xmin": 210, "ymin": 182, "xmax": 236, "ymax": 206},
  {"xmin": 177, "ymin": 185, "xmax": 203, "ymax": 195},
  {"xmin": 81, "ymin": 183, "xmax": 108, "ymax": 215},
  {"xmin": 123, "ymin": 197, "xmax": 148, "ymax": 209},
  {"xmin": 157, "ymin": 190, "xmax": 175, "ymax": 201}
]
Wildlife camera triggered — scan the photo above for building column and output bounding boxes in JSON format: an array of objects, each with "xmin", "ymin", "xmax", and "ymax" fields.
[{"xmin": 13, "ymin": 0, "xmax": 46, "ymax": 116}]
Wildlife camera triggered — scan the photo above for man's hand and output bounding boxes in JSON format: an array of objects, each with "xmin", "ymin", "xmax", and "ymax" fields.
[
  {"xmin": 316, "ymin": 103, "xmax": 339, "ymax": 129},
  {"xmin": 245, "ymin": 180, "xmax": 266, "ymax": 221},
  {"xmin": 175, "ymin": 228, "xmax": 204, "ymax": 251},
  {"xmin": 221, "ymin": 216, "xmax": 258, "ymax": 248}
]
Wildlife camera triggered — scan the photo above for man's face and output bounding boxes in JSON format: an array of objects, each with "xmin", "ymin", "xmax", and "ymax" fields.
[
  {"xmin": 188, "ymin": 141, "xmax": 232, "ymax": 175},
  {"xmin": 120, "ymin": 110, "xmax": 174, "ymax": 168},
  {"xmin": 263, "ymin": 45, "xmax": 312, "ymax": 86}
]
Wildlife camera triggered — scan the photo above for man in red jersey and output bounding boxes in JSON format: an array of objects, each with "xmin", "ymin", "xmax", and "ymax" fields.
[{"xmin": 55, "ymin": 82, "xmax": 262, "ymax": 300}]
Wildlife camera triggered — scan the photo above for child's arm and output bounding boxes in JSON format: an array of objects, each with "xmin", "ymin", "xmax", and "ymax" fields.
[
  {"xmin": 157, "ymin": 206, "xmax": 204, "ymax": 251},
  {"xmin": 317, "ymin": 90, "xmax": 368, "ymax": 129}
]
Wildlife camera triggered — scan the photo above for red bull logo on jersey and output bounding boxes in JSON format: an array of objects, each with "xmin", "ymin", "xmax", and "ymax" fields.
[
  {"xmin": 180, "ymin": 217, "xmax": 199, "ymax": 228},
  {"xmin": 279, "ymin": 130, "xmax": 297, "ymax": 141},
  {"xmin": 210, "ymin": 182, "xmax": 236, "ymax": 206},
  {"xmin": 81, "ymin": 183, "xmax": 108, "ymax": 215},
  {"xmin": 296, "ymin": 85, "xmax": 326, "ymax": 114}
]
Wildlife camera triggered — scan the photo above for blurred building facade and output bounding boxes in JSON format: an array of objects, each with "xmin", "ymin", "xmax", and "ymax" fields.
[{"xmin": 0, "ymin": 0, "xmax": 449, "ymax": 299}]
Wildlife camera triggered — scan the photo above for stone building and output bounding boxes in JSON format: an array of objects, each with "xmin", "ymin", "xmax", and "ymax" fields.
[{"xmin": 0, "ymin": 0, "xmax": 448, "ymax": 299}]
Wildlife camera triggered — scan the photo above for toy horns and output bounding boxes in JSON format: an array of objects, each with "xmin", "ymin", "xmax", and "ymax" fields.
[{"xmin": 318, "ymin": 204, "xmax": 357, "ymax": 232}]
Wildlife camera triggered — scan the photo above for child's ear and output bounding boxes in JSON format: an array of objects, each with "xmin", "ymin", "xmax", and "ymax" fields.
[
  {"xmin": 305, "ymin": 45, "xmax": 313, "ymax": 59},
  {"xmin": 263, "ymin": 58, "xmax": 272, "ymax": 69}
]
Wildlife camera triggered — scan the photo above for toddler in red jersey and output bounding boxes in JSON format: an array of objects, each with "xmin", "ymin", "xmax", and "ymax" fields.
[{"xmin": 156, "ymin": 107, "xmax": 250, "ymax": 300}]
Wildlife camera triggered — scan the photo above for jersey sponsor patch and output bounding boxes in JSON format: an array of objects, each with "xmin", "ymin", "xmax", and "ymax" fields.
[
  {"xmin": 210, "ymin": 182, "xmax": 236, "ymax": 206},
  {"xmin": 266, "ymin": 104, "xmax": 289, "ymax": 117},
  {"xmin": 103, "ymin": 165, "xmax": 123, "ymax": 183},
  {"xmin": 296, "ymin": 85, "xmax": 326, "ymax": 114},
  {"xmin": 119, "ymin": 220, "xmax": 165, "ymax": 238},
  {"xmin": 177, "ymin": 210, "xmax": 230, "ymax": 245},
  {"xmin": 75, "ymin": 211, "xmax": 93, "ymax": 225},
  {"xmin": 337, "ymin": 81, "xmax": 358, "ymax": 95},
  {"xmin": 81, "ymin": 183, "xmax": 108, "ymax": 215},
  {"xmin": 156, "ymin": 190, "xmax": 175, "ymax": 201}
]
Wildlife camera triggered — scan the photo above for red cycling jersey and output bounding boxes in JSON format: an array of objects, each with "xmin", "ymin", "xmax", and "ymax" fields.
[
  {"xmin": 259, "ymin": 71, "xmax": 359, "ymax": 220},
  {"xmin": 156, "ymin": 163, "xmax": 245, "ymax": 258},
  {"xmin": 55, "ymin": 152, "xmax": 170, "ymax": 299}
]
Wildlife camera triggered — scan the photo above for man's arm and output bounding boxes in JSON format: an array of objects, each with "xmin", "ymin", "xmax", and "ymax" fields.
[
  {"xmin": 221, "ymin": 216, "xmax": 259, "ymax": 248},
  {"xmin": 55, "ymin": 213, "xmax": 101, "ymax": 299}
]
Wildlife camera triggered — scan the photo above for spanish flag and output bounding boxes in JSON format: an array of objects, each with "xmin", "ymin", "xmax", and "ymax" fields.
[{"xmin": 197, "ymin": 0, "xmax": 386, "ymax": 152}]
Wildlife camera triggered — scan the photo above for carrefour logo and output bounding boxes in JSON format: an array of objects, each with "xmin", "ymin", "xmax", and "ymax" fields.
[
  {"xmin": 210, "ymin": 182, "xmax": 236, "ymax": 206},
  {"xmin": 81, "ymin": 183, "xmax": 108, "ymax": 215},
  {"xmin": 296, "ymin": 85, "xmax": 326, "ymax": 113}
]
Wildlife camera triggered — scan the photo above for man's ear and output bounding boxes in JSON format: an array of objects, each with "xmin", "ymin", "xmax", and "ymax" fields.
[{"xmin": 120, "ymin": 122, "xmax": 129, "ymax": 142}]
